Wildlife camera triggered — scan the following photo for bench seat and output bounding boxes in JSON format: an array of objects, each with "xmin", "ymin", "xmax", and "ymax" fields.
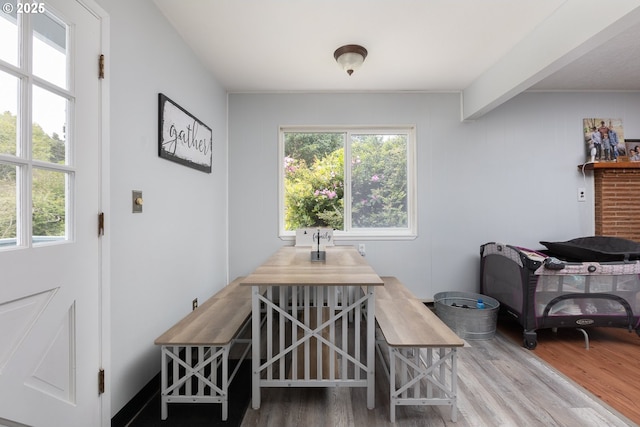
[
  {"xmin": 371, "ymin": 277, "xmax": 464, "ymax": 423},
  {"xmin": 154, "ymin": 276, "xmax": 260, "ymax": 421},
  {"xmin": 375, "ymin": 299, "xmax": 463, "ymax": 347},
  {"xmin": 363, "ymin": 276, "xmax": 418, "ymax": 300},
  {"xmin": 155, "ymin": 297, "xmax": 252, "ymax": 346}
]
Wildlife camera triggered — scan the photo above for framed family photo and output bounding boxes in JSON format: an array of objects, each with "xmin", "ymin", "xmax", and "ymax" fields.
[
  {"xmin": 626, "ymin": 139, "xmax": 640, "ymax": 161},
  {"xmin": 582, "ymin": 118, "xmax": 624, "ymax": 163}
]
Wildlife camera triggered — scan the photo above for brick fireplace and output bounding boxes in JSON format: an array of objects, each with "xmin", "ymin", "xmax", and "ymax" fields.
[{"xmin": 583, "ymin": 162, "xmax": 640, "ymax": 242}]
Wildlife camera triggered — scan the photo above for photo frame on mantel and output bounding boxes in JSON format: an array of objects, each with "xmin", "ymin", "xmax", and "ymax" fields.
[
  {"xmin": 582, "ymin": 118, "xmax": 624, "ymax": 163},
  {"xmin": 627, "ymin": 139, "xmax": 640, "ymax": 162},
  {"xmin": 158, "ymin": 93, "xmax": 213, "ymax": 173}
]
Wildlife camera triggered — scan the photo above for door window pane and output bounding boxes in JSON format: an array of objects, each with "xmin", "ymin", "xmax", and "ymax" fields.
[
  {"xmin": 32, "ymin": 168, "xmax": 67, "ymax": 243},
  {"xmin": 0, "ymin": 71, "xmax": 19, "ymax": 156},
  {"xmin": 1, "ymin": 7, "xmax": 71, "ymax": 250},
  {"xmin": 32, "ymin": 86, "xmax": 67, "ymax": 164},
  {"xmin": 0, "ymin": 2, "xmax": 19, "ymax": 66},
  {"xmin": 0, "ymin": 162, "xmax": 18, "ymax": 247},
  {"xmin": 32, "ymin": 12, "xmax": 67, "ymax": 89}
]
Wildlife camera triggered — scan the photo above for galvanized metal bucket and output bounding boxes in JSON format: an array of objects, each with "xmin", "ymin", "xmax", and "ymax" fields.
[{"xmin": 434, "ymin": 291, "xmax": 500, "ymax": 340}]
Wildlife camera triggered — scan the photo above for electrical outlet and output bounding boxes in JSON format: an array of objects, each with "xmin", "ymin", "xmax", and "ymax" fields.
[
  {"xmin": 358, "ymin": 243, "xmax": 366, "ymax": 256},
  {"xmin": 577, "ymin": 187, "xmax": 586, "ymax": 202},
  {"xmin": 192, "ymin": 298, "xmax": 198, "ymax": 311}
]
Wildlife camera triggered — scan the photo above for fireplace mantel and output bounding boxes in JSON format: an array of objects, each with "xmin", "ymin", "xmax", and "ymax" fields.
[
  {"xmin": 579, "ymin": 161, "xmax": 640, "ymax": 171},
  {"xmin": 579, "ymin": 162, "xmax": 640, "ymax": 242}
]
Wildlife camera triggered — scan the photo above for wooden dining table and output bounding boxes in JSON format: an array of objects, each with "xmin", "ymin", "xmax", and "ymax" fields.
[{"xmin": 241, "ymin": 245, "xmax": 384, "ymax": 410}]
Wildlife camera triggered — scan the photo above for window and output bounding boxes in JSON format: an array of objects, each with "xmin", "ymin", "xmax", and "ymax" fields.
[
  {"xmin": 279, "ymin": 126, "xmax": 417, "ymax": 240},
  {"xmin": 0, "ymin": 6, "xmax": 72, "ymax": 248}
]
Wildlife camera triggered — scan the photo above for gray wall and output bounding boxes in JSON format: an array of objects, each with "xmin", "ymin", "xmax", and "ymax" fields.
[
  {"xmin": 93, "ymin": 0, "xmax": 640, "ymax": 415},
  {"xmin": 228, "ymin": 92, "xmax": 640, "ymax": 299},
  {"xmin": 97, "ymin": 0, "xmax": 229, "ymax": 415}
]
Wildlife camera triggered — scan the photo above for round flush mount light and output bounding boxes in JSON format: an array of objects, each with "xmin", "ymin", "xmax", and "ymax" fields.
[{"xmin": 333, "ymin": 44, "xmax": 368, "ymax": 76}]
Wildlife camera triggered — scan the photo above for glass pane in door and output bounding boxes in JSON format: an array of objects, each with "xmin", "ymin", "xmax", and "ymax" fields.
[
  {"xmin": 32, "ymin": 167, "xmax": 67, "ymax": 244},
  {"xmin": 0, "ymin": 70, "xmax": 19, "ymax": 156},
  {"xmin": 32, "ymin": 11, "xmax": 68, "ymax": 89},
  {"xmin": 0, "ymin": 2, "xmax": 19, "ymax": 66},
  {"xmin": 0, "ymin": 162, "xmax": 18, "ymax": 247},
  {"xmin": 32, "ymin": 86, "xmax": 67, "ymax": 163}
]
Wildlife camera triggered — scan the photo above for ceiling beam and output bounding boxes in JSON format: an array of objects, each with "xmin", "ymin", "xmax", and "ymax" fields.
[{"xmin": 461, "ymin": 0, "xmax": 640, "ymax": 121}]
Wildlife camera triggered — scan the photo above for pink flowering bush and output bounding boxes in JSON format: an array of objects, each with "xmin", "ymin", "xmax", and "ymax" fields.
[
  {"xmin": 283, "ymin": 132, "xmax": 407, "ymax": 231},
  {"xmin": 350, "ymin": 135, "xmax": 407, "ymax": 228},
  {"xmin": 284, "ymin": 149, "xmax": 344, "ymax": 230}
]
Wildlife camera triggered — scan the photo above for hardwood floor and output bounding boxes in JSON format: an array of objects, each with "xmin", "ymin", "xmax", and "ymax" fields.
[
  {"xmin": 498, "ymin": 316, "xmax": 640, "ymax": 426},
  {"xmin": 240, "ymin": 319, "xmax": 636, "ymax": 427}
]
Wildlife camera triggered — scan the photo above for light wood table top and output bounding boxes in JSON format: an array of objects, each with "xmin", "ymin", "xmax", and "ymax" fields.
[{"xmin": 241, "ymin": 245, "xmax": 384, "ymax": 287}]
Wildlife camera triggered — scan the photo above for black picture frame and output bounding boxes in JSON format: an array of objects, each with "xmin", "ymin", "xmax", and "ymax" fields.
[
  {"xmin": 626, "ymin": 139, "xmax": 640, "ymax": 161},
  {"xmin": 158, "ymin": 93, "xmax": 212, "ymax": 173}
]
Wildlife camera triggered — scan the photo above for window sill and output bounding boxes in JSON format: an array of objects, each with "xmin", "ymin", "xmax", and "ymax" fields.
[{"xmin": 279, "ymin": 232, "xmax": 417, "ymax": 242}]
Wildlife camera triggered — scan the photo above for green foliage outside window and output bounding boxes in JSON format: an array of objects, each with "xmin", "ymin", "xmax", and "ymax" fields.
[
  {"xmin": 351, "ymin": 135, "xmax": 408, "ymax": 228},
  {"xmin": 0, "ymin": 110, "xmax": 67, "ymax": 240},
  {"xmin": 283, "ymin": 131, "xmax": 408, "ymax": 232},
  {"xmin": 32, "ymin": 168, "xmax": 66, "ymax": 237},
  {"xmin": 0, "ymin": 162, "xmax": 16, "ymax": 240},
  {"xmin": 284, "ymin": 133, "xmax": 344, "ymax": 230}
]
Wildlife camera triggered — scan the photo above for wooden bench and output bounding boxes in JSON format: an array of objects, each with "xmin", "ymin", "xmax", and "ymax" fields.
[
  {"xmin": 371, "ymin": 277, "xmax": 465, "ymax": 423},
  {"xmin": 154, "ymin": 277, "xmax": 263, "ymax": 421},
  {"xmin": 370, "ymin": 275, "xmax": 419, "ymax": 300}
]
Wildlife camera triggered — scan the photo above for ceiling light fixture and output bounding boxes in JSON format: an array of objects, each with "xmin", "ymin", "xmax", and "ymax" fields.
[{"xmin": 333, "ymin": 44, "xmax": 368, "ymax": 76}]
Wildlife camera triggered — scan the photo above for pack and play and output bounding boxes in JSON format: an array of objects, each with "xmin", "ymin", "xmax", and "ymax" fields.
[{"xmin": 480, "ymin": 237, "xmax": 640, "ymax": 349}]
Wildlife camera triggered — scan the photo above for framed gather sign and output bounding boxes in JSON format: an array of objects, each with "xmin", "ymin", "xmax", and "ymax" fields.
[{"xmin": 158, "ymin": 93, "xmax": 212, "ymax": 173}]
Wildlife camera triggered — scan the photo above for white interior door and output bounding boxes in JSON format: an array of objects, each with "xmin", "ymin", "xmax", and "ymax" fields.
[{"xmin": 0, "ymin": 1, "xmax": 103, "ymax": 426}]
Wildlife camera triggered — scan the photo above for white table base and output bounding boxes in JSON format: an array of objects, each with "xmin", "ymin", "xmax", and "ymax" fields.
[{"xmin": 251, "ymin": 284, "xmax": 376, "ymax": 409}]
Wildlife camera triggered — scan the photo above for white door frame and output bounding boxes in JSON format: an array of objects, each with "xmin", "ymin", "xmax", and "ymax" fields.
[{"xmin": 79, "ymin": 0, "xmax": 111, "ymax": 424}]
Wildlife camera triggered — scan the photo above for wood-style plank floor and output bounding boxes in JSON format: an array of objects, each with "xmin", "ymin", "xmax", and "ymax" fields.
[
  {"xmin": 498, "ymin": 315, "xmax": 640, "ymax": 426},
  {"xmin": 240, "ymin": 319, "xmax": 636, "ymax": 427}
]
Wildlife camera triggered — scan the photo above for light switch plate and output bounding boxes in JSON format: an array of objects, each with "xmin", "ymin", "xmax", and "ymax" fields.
[{"xmin": 132, "ymin": 190, "xmax": 143, "ymax": 213}]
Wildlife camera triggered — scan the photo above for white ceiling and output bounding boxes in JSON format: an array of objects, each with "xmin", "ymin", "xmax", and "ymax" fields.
[
  {"xmin": 153, "ymin": 0, "xmax": 640, "ymax": 117},
  {"xmin": 529, "ymin": 21, "xmax": 640, "ymax": 91}
]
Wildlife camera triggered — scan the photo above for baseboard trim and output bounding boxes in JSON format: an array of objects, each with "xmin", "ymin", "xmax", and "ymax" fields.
[{"xmin": 111, "ymin": 372, "xmax": 160, "ymax": 427}]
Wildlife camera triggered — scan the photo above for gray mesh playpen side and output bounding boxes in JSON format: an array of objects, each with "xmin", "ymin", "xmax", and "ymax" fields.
[
  {"xmin": 479, "ymin": 243, "xmax": 541, "ymax": 348},
  {"xmin": 480, "ymin": 242, "xmax": 640, "ymax": 349}
]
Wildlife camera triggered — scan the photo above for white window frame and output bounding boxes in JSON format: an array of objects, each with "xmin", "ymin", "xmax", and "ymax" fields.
[
  {"xmin": 278, "ymin": 125, "xmax": 417, "ymax": 241},
  {"xmin": 0, "ymin": 6, "xmax": 75, "ymax": 250}
]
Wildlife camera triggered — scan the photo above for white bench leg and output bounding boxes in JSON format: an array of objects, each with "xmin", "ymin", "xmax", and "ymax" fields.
[
  {"xmin": 385, "ymin": 345, "xmax": 459, "ymax": 423},
  {"xmin": 366, "ymin": 286, "xmax": 376, "ymax": 409},
  {"xmin": 160, "ymin": 346, "xmax": 168, "ymax": 420},
  {"xmin": 251, "ymin": 285, "xmax": 261, "ymax": 409},
  {"xmin": 221, "ymin": 345, "xmax": 230, "ymax": 420},
  {"xmin": 451, "ymin": 348, "xmax": 458, "ymax": 422},
  {"xmin": 389, "ymin": 346, "xmax": 397, "ymax": 423},
  {"xmin": 159, "ymin": 342, "xmax": 240, "ymax": 421}
]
